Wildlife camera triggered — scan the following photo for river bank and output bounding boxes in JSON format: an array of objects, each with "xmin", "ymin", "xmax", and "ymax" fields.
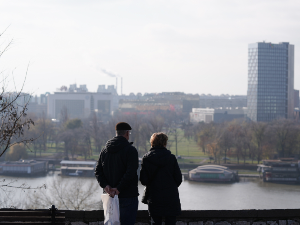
[{"xmin": 1, "ymin": 173, "xmax": 300, "ymax": 210}]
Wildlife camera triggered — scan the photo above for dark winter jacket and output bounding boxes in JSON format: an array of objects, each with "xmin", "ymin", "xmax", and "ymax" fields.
[
  {"xmin": 95, "ymin": 136, "xmax": 139, "ymax": 198},
  {"xmin": 140, "ymin": 147, "xmax": 182, "ymax": 216}
]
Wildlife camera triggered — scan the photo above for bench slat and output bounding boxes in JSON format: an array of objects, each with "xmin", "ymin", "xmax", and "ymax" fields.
[
  {"xmin": 0, "ymin": 212, "xmax": 51, "ymax": 217},
  {"xmin": 0, "ymin": 222, "xmax": 65, "ymax": 225},
  {"xmin": 0, "ymin": 217, "xmax": 65, "ymax": 222},
  {"xmin": 0, "ymin": 212, "xmax": 65, "ymax": 217}
]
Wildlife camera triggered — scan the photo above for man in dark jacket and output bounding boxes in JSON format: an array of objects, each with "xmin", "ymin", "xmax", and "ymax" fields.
[{"xmin": 95, "ymin": 122, "xmax": 139, "ymax": 225}]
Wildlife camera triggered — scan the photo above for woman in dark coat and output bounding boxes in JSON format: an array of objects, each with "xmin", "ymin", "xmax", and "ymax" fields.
[{"xmin": 140, "ymin": 132, "xmax": 182, "ymax": 225}]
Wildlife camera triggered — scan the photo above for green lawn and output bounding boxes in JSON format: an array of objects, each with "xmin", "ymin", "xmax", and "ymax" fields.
[
  {"xmin": 237, "ymin": 170, "xmax": 259, "ymax": 175},
  {"xmin": 167, "ymin": 129, "xmax": 206, "ymax": 157}
]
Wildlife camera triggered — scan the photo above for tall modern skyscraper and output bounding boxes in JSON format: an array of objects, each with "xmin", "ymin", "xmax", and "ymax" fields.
[{"xmin": 247, "ymin": 42, "xmax": 294, "ymax": 122}]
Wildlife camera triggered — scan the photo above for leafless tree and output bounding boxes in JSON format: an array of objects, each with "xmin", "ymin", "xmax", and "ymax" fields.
[
  {"xmin": 167, "ymin": 123, "xmax": 184, "ymax": 157},
  {"xmin": 250, "ymin": 122, "xmax": 267, "ymax": 163},
  {"xmin": 38, "ymin": 112, "xmax": 53, "ymax": 153},
  {"xmin": 79, "ymin": 120, "xmax": 93, "ymax": 160},
  {"xmin": 206, "ymin": 124, "xmax": 223, "ymax": 164},
  {"xmin": 196, "ymin": 123, "xmax": 215, "ymax": 153},
  {"xmin": 218, "ymin": 123, "xmax": 233, "ymax": 164},
  {"xmin": 0, "ymin": 30, "xmax": 35, "ymax": 158},
  {"xmin": 0, "ymin": 178, "xmax": 46, "ymax": 208},
  {"xmin": 229, "ymin": 121, "xmax": 248, "ymax": 164},
  {"xmin": 267, "ymin": 119, "xmax": 300, "ymax": 158},
  {"xmin": 26, "ymin": 178, "xmax": 103, "ymax": 210},
  {"xmin": 89, "ymin": 113, "xmax": 105, "ymax": 153}
]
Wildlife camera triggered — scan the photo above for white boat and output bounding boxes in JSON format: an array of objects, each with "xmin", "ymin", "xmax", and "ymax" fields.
[{"xmin": 189, "ymin": 165, "xmax": 239, "ymax": 182}]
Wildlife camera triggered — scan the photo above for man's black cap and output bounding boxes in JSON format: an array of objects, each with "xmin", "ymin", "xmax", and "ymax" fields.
[{"xmin": 115, "ymin": 122, "xmax": 132, "ymax": 130}]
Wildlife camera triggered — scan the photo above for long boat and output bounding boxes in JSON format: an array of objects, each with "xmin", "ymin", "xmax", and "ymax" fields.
[
  {"xmin": 60, "ymin": 160, "xmax": 96, "ymax": 177},
  {"xmin": 0, "ymin": 160, "xmax": 48, "ymax": 176},
  {"xmin": 257, "ymin": 159, "xmax": 300, "ymax": 183},
  {"xmin": 188, "ymin": 165, "xmax": 239, "ymax": 182}
]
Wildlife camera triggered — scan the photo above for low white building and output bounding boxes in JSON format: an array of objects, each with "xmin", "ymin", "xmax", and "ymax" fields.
[
  {"xmin": 190, "ymin": 108, "xmax": 214, "ymax": 123},
  {"xmin": 190, "ymin": 107, "xmax": 247, "ymax": 123},
  {"xmin": 47, "ymin": 84, "xmax": 119, "ymax": 119}
]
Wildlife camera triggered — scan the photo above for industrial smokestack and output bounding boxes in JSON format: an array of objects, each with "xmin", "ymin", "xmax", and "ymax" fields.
[
  {"xmin": 100, "ymin": 68, "xmax": 122, "ymax": 95},
  {"xmin": 116, "ymin": 77, "xmax": 118, "ymax": 95}
]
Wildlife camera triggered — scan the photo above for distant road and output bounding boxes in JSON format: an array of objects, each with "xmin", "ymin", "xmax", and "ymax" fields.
[
  {"xmin": 181, "ymin": 156, "xmax": 208, "ymax": 159},
  {"xmin": 181, "ymin": 156, "xmax": 209, "ymax": 160},
  {"xmin": 180, "ymin": 157, "xmax": 208, "ymax": 164}
]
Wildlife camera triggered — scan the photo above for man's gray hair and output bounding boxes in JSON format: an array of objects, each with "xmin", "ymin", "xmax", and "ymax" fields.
[{"xmin": 116, "ymin": 130, "xmax": 128, "ymax": 136}]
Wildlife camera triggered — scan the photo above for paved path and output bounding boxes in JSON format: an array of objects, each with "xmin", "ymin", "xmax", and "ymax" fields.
[{"xmin": 181, "ymin": 156, "xmax": 208, "ymax": 159}]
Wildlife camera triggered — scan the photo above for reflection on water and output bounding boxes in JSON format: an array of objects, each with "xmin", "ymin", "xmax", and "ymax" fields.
[
  {"xmin": 2, "ymin": 173, "xmax": 300, "ymax": 210},
  {"xmin": 177, "ymin": 177, "xmax": 300, "ymax": 210}
]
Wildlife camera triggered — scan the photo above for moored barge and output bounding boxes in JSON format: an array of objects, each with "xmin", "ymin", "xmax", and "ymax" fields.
[
  {"xmin": 60, "ymin": 160, "xmax": 96, "ymax": 177},
  {"xmin": 0, "ymin": 160, "xmax": 48, "ymax": 176},
  {"xmin": 257, "ymin": 159, "xmax": 300, "ymax": 183},
  {"xmin": 188, "ymin": 165, "xmax": 239, "ymax": 182}
]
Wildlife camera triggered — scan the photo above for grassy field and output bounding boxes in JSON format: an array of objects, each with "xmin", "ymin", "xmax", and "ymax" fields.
[
  {"xmin": 23, "ymin": 129, "xmax": 205, "ymax": 159},
  {"xmin": 237, "ymin": 170, "xmax": 259, "ymax": 175},
  {"xmin": 167, "ymin": 129, "xmax": 206, "ymax": 157}
]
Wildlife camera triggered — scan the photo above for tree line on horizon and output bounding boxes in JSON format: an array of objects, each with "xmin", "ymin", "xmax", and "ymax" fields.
[
  {"xmin": 184, "ymin": 118, "xmax": 300, "ymax": 164},
  {"xmin": 2, "ymin": 104, "xmax": 300, "ymax": 163},
  {"xmin": 2, "ymin": 108, "xmax": 186, "ymax": 161}
]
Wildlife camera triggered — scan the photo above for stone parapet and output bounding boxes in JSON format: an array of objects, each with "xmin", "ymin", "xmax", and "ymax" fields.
[{"xmin": 63, "ymin": 209, "xmax": 300, "ymax": 225}]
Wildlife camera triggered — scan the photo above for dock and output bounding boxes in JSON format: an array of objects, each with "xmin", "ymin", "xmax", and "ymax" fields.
[{"xmin": 238, "ymin": 174, "xmax": 259, "ymax": 177}]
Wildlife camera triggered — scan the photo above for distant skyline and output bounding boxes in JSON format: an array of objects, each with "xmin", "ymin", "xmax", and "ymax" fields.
[{"xmin": 0, "ymin": 0, "xmax": 300, "ymax": 96}]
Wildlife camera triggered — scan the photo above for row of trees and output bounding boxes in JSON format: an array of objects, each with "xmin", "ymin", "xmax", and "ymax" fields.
[
  {"xmin": 185, "ymin": 119, "xmax": 300, "ymax": 164},
  {"xmin": 2, "ymin": 108, "xmax": 185, "ymax": 161},
  {"xmin": 6, "ymin": 105, "xmax": 300, "ymax": 163},
  {"xmin": 4, "ymin": 105, "xmax": 300, "ymax": 163}
]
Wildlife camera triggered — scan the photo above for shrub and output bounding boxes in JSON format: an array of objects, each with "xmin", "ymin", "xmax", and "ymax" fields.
[{"xmin": 5, "ymin": 144, "xmax": 28, "ymax": 161}]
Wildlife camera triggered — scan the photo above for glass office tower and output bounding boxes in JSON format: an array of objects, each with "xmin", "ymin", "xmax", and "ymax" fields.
[{"xmin": 247, "ymin": 42, "xmax": 294, "ymax": 122}]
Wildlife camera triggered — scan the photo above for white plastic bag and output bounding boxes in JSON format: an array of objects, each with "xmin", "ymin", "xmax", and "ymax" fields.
[{"xmin": 102, "ymin": 194, "xmax": 120, "ymax": 225}]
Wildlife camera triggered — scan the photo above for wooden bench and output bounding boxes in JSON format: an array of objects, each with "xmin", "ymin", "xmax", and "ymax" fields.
[{"xmin": 0, "ymin": 205, "xmax": 65, "ymax": 225}]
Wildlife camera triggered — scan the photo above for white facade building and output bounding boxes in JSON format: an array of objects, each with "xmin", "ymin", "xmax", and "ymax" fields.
[
  {"xmin": 190, "ymin": 108, "xmax": 247, "ymax": 123},
  {"xmin": 47, "ymin": 84, "xmax": 118, "ymax": 119},
  {"xmin": 190, "ymin": 108, "xmax": 214, "ymax": 123}
]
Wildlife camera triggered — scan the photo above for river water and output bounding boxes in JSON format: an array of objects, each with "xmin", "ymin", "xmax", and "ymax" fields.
[{"xmin": 1, "ymin": 173, "xmax": 300, "ymax": 210}]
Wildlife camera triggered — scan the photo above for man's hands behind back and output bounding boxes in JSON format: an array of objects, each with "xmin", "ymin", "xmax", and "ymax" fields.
[
  {"xmin": 111, "ymin": 188, "xmax": 120, "ymax": 197},
  {"xmin": 104, "ymin": 185, "xmax": 120, "ymax": 198}
]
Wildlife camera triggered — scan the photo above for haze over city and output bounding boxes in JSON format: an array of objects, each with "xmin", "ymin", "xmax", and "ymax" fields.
[
  {"xmin": 2, "ymin": 1, "xmax": 300, "ymax": 223},
  {"xmin": 1, "ymin": 0, "xmax": 300, "ymax": 96}
]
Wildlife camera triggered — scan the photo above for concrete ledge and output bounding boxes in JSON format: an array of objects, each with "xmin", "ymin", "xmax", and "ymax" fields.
[
  {"xmin": 62, "ymin": 209, "xmax": 300, "ymax": 223},
  {"xmin": 1, "ymin": 208, "xmax": 300, "ymax": 225}
]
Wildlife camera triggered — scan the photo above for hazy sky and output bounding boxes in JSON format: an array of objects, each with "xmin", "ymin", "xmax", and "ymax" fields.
[{"xmin": 1, "ymin": 0, "xmax": 300, "ymax": 96}]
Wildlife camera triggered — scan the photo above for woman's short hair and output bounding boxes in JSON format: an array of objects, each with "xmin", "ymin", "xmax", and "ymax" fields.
[{"xmin": 150, "ymin": 132, "xmax": 168, "ymax": 147}]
